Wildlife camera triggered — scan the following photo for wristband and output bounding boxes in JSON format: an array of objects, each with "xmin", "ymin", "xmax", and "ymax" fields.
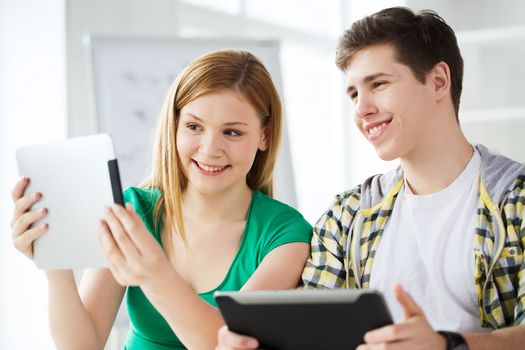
[{"xmin": 437, "ymin": 330, "xmax": 469, "ymax": 350}]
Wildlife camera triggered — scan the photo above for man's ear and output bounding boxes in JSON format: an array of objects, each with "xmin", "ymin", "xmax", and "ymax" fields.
[
  {"xmin": 430, "ymin": 61, "xmax": 451, "ymax": 102},
  {"xmin": 258, "ymin": 126, "xmax": 269, "ymax": 151}
]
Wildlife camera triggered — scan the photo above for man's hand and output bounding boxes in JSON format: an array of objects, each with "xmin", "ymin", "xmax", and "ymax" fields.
[{"xmin": 357, "ymin": 284, "xmax": 447, "ymax": 350}]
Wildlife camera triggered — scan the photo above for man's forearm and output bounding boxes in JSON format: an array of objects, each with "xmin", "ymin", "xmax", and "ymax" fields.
[{"xmin": 463, "ymin": 324, "xmax": 525, "ymax": 350}]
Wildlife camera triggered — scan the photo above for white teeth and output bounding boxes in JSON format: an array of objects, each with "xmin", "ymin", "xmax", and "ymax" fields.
[
  {"xmin": 368, "ymin": 122, "xmax": 388, "ymax": 136},
  {"xmin": 197, "ymin": 162, "xmax": 226, "ymax": 172}
]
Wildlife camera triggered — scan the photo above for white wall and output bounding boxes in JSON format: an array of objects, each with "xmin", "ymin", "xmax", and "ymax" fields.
[
  {"xmin": 406, "ymin": 0, "xmax": 525, "ymax": 30},
  {"xmin": 0, "ymin": 0, "xmax": 67, "ymax": 349},
  {"xmin": 406, "ymin": 0, "xmax": 525, "ymax": 161},
  {"xmin": 66, "ymin": 0, "xmax": 179, "ymax": 136}
]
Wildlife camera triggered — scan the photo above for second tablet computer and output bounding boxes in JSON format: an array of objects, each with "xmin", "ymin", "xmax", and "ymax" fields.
[{"xmin": 215, "ymin": 289, "xmax": 392, "ymax": 350}]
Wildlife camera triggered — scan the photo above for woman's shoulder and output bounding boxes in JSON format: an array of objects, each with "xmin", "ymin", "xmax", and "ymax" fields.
[
  {"xmin": 124, "ymin": 186, "xmax": 161, "ymax": 200},
  {"xmin": 248, "ymin": 192, "xmax": 312, "ymax": 255},
  {"xmin": 123, "ymin": 187, "xmax": 163, "ymax": 239},
  {"xmin": 123, "ymin": 186, "xmax": 162, "ymax": 215},
  {"xmin": 251, "ymin": 191, "xmax": 311, "ymax": 228}
]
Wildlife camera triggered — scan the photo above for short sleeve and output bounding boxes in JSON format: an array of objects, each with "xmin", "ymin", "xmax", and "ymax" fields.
[
  {"xmin": 302, "ymin": 188, "xmax": 361, "ymax": 289},
  {"xmin": 261, "ymin": 208, "xmax": 312, "ymax": 258},
  {"xmin": 123, "ymin": 187, "xmax": 162, "ymax": 242}
]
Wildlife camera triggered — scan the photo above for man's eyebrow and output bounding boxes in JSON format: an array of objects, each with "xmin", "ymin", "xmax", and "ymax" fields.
[
  {"xmin": 180, "ymin": 113, "xmax": 248, "ymax": 126},
  {"xmin": 223, "ymin": 122, "xmax": 248, "ymax": 126},
  {"xmin": 346, "ymin": 72, "xmax": 394, "ymax": 94}
]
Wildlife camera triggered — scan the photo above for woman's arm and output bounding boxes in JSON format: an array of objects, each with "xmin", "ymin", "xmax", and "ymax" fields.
[
  {"xmin": 46, "ymin": 269, "xmax": 125, "ymax": 350},
  {"xmin": 10, "ymin": 178, "xmax": 125, "ymax": 350},
  {"xmin": 147, "ymin": 243, "xmax": 309, "ymax": 349},
  {"xmin": 100, "ymin": 203, "xmax": 310, "ymax": 350}
]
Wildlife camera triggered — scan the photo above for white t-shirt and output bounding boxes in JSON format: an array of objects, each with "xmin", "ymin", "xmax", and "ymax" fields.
[{"xmin": 369, "ymin": 149, "xmax": 488, "ymax": 333}]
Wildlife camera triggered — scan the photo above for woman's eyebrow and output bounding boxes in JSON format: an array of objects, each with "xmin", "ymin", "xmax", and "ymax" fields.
[{"xmin": 182, "ymin": 113, "xmax": 248, "ymax": 126}]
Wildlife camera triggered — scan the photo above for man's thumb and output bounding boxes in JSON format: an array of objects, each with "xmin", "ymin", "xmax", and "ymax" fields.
[{"xmin": 394, "ymin": 283, "xmax": 423, "ymax": 320}]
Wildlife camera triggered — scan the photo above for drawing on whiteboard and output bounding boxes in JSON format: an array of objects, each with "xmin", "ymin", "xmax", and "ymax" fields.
[{"xmin": 87, "ymin": 36, "xmax": 297, "ymax": 207}]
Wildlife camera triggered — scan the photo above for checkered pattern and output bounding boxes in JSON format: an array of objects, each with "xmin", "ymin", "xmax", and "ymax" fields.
[{"xmin": 302, "ymin": 174, "xmax": 525, "ymax": 329}]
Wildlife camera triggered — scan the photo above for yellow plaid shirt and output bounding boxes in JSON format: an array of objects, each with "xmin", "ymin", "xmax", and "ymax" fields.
[{"xmin": 302, "ymin": 167, "xmax": 525, "ymax": 330}]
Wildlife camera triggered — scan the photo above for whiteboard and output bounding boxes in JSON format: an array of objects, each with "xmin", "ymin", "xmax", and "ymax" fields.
[{"xmin": 86, "ymin": 36, "xmax": 296, "ymax": 207}]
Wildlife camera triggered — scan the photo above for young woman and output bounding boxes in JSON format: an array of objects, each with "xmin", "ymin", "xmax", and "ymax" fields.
[{"xmin": 10, "ymin": 49, "xmax": 312, "ymax": 349}]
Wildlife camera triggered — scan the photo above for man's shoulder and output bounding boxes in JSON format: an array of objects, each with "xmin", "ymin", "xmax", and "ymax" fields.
[
  {"xmin": 502, "ymin": 174, "xmax": 525, "ymax": 212},
  {"xmin": 333, "ymin": 185, "xmax": 363, "ymax": 206},
  {"xmin": 331, "ymin": 166, "xmax": 404, "ymax": 211},
  {"xmin": 476, "ymin": 144, "xmax": 525, "ymax": 201}
]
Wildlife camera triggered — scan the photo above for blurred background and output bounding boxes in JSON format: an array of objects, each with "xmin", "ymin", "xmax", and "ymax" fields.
[{"xmin": 1, "ymin": 0, "xmax": 524, "ymax": 348}]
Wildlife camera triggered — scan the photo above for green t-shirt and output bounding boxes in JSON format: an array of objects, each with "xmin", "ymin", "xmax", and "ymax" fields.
[{"xmin": 122, "ymin": 187, "xmax": 312, "ymax": 350}]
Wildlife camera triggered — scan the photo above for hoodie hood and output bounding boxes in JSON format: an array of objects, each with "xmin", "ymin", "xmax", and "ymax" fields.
[
  {"xmin": 358, "ymin": 144, "xmax": 525, "ymax": 209},
  {"xmin": 476, "ymin": 144, "xmax": 525, "ymax": 203}
]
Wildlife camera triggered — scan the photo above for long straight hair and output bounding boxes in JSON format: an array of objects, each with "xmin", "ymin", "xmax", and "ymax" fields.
[{"xmin": 140, "ymin": 49, "xmax": 282, "ymax": 250}]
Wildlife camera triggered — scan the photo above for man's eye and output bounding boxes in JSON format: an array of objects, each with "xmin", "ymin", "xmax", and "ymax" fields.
[
  {"xmin": 373, "ymin": 81, "xmax": 387, "ymax": 89},
  {"xmin": 224, "ymin": 129, "xmax": 242, "ymax": 137}
]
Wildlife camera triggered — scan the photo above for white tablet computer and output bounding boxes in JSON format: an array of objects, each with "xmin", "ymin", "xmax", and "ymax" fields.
[
  {"xmin": 16, "ymin": 133, "xmax": 124, "ymax": 269},
  {"xmin": 214, "ymin": 289, "xmax": 393, "ymax": 350}
]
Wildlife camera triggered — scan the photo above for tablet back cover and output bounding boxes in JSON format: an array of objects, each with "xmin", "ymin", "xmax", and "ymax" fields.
[
  {"xmin": 216, "ymin": 291, "xmax": 392, "ymax": 350},
  {"xmin": 16, "ymin": 133, "xmax": 122, "ymax": 269}
]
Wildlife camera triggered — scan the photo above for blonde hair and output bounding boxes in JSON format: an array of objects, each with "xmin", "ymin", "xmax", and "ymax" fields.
[{"xmin": 140, "ymin": 49, "xmax": 282, "ymax": 249}]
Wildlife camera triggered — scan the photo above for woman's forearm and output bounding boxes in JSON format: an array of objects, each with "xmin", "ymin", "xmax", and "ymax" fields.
[
  {"xmin": 141, "ymin": 269, "xmax": 225, "ymax": 350},
  {"xmin": 45, "ymin": 270, "xmax": 102, "ymax": 350}
]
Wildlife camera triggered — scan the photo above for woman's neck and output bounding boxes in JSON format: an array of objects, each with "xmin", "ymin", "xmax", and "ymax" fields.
[{"xmin": 181, "ymin": 183, "xmax": 253, "ymax": 223}]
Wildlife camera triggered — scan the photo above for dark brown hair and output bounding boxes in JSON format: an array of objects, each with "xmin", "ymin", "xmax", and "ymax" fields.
[{"xmin": 336, "ymin": 7, "xmax": 463, "ymax": 119}]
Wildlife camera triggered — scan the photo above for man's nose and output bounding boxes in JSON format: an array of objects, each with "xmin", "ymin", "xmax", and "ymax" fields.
[{"xmin": 354, "ymin": 93, "xmax": 378, "ymax": 119}]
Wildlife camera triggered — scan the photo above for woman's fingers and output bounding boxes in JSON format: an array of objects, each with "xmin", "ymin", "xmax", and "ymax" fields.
[
  {"xmin": 103, "ymin": 207, "xmax": 141, "ymax": 262},
  {"xmin": 12, "ymin": 223, "xmax": 48, "ymax": 258},
  {"xmin": 11, "ymin": 207, "xmax": 48, "ymax": 238},
  {"xmin": 99, "ymin": 219, "xmax": 132, "ymax": 286},
  {"xmin": 10, "ymin": 178, "xmax": 48, "ymax": 260},
  {"xmin": 12, "ymin": 192, "xmax": 42, "ymax": 228},
  {"xmin": 11, "ymin": 177, "xmax": 29, "ymax": 202},
  {"xmin": 217, "ymin": 326, "xmax": 259, "ymax": 350},
  {"xmin": 113, "ymin": 204, "xmax": 153, "ymax": 252}
]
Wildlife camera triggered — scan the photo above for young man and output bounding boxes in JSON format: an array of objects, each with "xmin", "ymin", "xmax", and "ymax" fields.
[{"xmin": 216, "ymin": 7, "xmax": 525, "ymax": 350}]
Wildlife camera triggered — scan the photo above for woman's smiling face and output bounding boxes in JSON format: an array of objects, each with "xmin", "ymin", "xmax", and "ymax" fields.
[{"xmin": 176, "ymin": 89, "xmax": 268, "ymax": 195}]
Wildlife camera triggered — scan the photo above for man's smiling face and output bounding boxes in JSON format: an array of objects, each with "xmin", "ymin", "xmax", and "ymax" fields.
[{"xmin": 345, "ymin": 44, "xmax": 438, "ymax": 161}]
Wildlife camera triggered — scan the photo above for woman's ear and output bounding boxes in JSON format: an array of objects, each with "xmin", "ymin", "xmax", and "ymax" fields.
[
  {"xmin": 431, "ymin": 61, "xmax": 451, "ymax": 102},
  {"xmin": 258, "ymin": 126, "xmax": 269, "ymax": 151}
]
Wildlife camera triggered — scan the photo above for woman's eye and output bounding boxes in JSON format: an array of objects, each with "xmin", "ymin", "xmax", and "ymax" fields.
[
  {"xmin": 224, "ymin": 129, "xmax": 242, "ymax": 137},
  {"xmin": 187, "ymin": 123, "xmax": 200, "ymax": 131}
]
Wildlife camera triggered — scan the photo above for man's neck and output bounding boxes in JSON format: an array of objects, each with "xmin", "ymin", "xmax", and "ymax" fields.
[{"xmin": 400, "ymin": 127, "xmax": 474, "ymax": 195}]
